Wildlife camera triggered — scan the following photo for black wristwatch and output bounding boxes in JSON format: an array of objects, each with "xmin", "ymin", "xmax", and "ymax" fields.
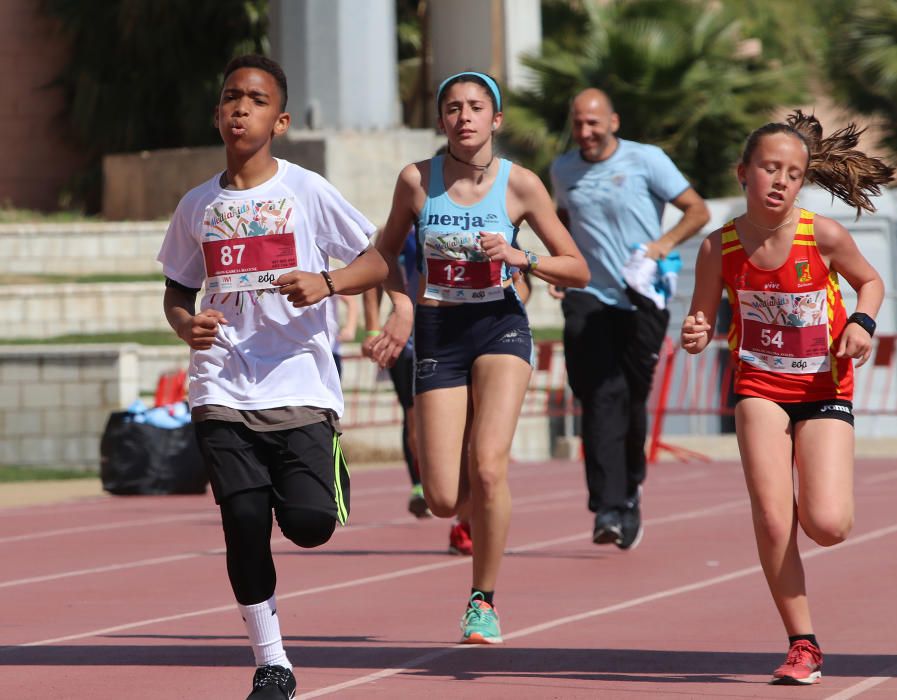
[{"xmin": 847, "ymin": 312, "xmax": 876, "ymax": 337}]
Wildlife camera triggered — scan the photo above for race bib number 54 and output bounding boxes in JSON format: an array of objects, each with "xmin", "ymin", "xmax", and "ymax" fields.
[{"xmin": 737, "ymin": 289, "xmax": 830, "ymax": 374}]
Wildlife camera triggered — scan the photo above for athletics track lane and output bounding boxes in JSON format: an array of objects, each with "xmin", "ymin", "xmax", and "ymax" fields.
[{"xmin": 0, "ymin": 456, "xmax": 895, "ymax": 699}]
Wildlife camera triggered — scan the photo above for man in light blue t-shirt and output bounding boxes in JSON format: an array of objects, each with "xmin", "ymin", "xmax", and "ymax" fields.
[{"xmin": 550, "ymin": 88, "xmax": 709, "ymax": 551}]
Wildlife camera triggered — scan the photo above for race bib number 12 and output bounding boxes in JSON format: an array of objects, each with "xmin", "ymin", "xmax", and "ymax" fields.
[{"xmin": 423, "ymin": 231, "xmax": 504, "ymax": 303}]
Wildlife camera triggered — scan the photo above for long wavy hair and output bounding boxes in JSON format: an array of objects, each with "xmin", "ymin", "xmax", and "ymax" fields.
[{"xmin": 741, "ymin": 110, "xmax": 895, "ymax": 215}]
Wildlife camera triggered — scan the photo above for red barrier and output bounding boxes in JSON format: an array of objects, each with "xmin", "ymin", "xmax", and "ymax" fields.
[
  {"xmin": 646, "ymin": 334, "xmax": 897, "ymax": 462},
  {"xmin": 336, "ymin": 334, "xmax": 897, "ymax": 462},
  {"xmin": 153, "ymin": 369, "xmax": 187, "ymax": 407}
]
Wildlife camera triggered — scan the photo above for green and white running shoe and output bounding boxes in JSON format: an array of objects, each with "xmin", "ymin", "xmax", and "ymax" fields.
[
  {"xmin": 459, "ymin": 592, "xmax": 503, "ymax": 644},
  {"xmin": 407, "ymin": 483, "xmax": 431, "ymax": 518}
]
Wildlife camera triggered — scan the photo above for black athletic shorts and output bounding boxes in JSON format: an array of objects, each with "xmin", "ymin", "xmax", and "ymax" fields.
[
  {"xmin": 412, "ymin": 287, "xmax": 533, "ymax": 395},
  {"xmin": 194, "ymin": 420, "xmax": 350, "ymax": 524},
  {"xmin": 389, "ymin": 344, "xmax": 415, "ymax": 410},
  {"xmin": 734, "ymin": 395, "xmax": 855, "ymax": 427}
]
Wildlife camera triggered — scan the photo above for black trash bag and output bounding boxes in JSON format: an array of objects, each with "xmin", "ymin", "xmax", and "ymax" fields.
[{"xmin": 99, "ymin": 411, "xmax": 208, "ymax": 495}]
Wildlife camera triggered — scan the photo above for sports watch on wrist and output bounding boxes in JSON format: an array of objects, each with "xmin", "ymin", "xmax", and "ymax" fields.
[
  {"xmin": 523, "ymin": 249, "xmax": 539, "ymax": 272},
  {"xmin": 847, "ymin": 312, "xmax": 876, "ymax": 337}
]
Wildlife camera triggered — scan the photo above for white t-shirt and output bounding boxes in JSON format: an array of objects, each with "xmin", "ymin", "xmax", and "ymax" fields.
[{"xmin": 157, "ymin": 158, "xmax": 375, "ymax": 415}]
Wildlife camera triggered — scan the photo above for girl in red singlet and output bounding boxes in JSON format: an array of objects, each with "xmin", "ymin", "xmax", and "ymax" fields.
[{"xmin": 681, "ymin": 112, "xmax": 893, "ymax": 686}]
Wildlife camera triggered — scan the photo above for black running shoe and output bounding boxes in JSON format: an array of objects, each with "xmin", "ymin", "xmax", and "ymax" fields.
[
  {"xmin": 617, "ymin": 502, "xmax": 643, "ymax": 550},
  {"xmin": 592, "ymin": 510, "xmax": 622, "ymax": 545},
  {"xmin": 247, "ymin": 664, "xmax": 296, "ymax": 699}
]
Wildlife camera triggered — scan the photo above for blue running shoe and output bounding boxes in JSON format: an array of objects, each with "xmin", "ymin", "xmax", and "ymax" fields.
[{"xmin": 460, "ymin": 592, "xmax": 503, "ymax": 644}]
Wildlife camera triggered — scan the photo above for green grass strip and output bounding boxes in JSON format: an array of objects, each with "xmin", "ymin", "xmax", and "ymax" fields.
[
  {"xmin": 0, "ymin": 466, "xmax": 95, "ymax": 482},
  {"xmin": 6, "ymin": 330, "xmax": 180, "ymax": 346}
]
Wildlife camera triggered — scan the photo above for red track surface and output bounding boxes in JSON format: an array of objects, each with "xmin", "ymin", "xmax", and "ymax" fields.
[{"xmin": 1, "ymin": 456, "xmax": 896, "ymax": 699}]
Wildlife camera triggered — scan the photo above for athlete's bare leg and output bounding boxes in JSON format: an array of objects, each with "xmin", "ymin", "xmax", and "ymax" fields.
[
  {"xmin": 736, "ymin": 397, "xmax": 812, "ymax": 636},
  {"xmin": 415, "ymin": 385, "xmax": 471, "ymax": 516},
  {"xmin": 466, "ymin": 354, "xmax": 532, "ymax": 591},
  {"xmin": 794, "ymin": 419, "xmax": 854, "ymax": 546}
]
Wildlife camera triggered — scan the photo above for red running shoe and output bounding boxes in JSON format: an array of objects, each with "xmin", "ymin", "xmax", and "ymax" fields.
[
  {"xmin": 448, "ymin": 520, "xmax": 473, "ymax": 556},
  {"xmin": 771, "ymin": 640, "xmax": 823, "ymax": 685}
]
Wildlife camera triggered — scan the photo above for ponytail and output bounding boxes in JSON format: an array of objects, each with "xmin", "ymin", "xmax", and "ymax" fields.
[{"xmin": 742, "ymin": 110, "xmax": 895, "ymax": 215}]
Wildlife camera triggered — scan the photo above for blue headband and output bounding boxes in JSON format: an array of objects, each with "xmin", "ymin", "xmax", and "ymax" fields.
[{"xmin": 435, "ymin": 71, "xmax": 502, "ymax": 112}]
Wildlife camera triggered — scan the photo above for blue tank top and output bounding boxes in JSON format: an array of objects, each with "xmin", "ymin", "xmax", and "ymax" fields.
[{"xmin": 417, "ymin": 156, "xmax": 519, "ymax": 303}]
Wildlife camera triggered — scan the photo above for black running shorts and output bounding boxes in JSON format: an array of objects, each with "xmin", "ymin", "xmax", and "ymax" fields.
[
  {"xmin": 194, "ymin": 420, "xmax": 350, "ymax": 524},
  {"xmin": 734, "ymin": 395, "xmax": 855, "ymax": 427}
]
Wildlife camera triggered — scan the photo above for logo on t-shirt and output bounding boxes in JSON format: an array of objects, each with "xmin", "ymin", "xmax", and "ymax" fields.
[{"xmin": 795, "ymin": 259, "xmax": 812, "ymax": 284}]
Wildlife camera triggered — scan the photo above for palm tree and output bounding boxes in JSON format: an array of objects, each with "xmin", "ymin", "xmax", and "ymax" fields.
[
  {"xmin": 502, "ymin": 0, "xmax": 807, "ymax": 197},
  {"xmin": 826, "ymin": 1, "xmax": 897, "ymax": 155}
]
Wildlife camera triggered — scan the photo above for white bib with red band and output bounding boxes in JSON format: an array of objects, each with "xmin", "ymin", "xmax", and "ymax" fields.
[
  {"xmin": 423, "ymin": 231, "xmax": 503, "ymax": 303},
  {"xmin": 737, "ymin": 289, "xmax": 831, "ymax": 374},
  {"xmin": 201, "ymin": 199, "xmax": 297, "ymax": 293}
]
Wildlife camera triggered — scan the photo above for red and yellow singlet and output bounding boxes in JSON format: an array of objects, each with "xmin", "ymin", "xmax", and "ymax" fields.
[{"xmin": 721, "ymin": 209, "xmax": 853, "ymax": 402}]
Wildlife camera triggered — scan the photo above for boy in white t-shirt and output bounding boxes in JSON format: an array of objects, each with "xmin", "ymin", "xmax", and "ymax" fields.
[{"xmin": 158, "ymin": 54, "xmax": 386, "ymax": 700}]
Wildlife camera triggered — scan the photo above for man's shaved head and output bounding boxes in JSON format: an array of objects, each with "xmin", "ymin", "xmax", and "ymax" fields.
[
  {"xmin": 571, "ymin": 88, "xmax": 615, "ymax": 115},
  {"xmin": 569, "ymin": 88, "xmax": 620, "ymax": 162}
]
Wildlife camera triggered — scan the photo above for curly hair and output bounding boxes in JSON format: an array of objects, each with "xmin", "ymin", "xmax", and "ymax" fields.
[{"xmin": 741, "ymin": 110, "xmax": 894, "ymax": 215}]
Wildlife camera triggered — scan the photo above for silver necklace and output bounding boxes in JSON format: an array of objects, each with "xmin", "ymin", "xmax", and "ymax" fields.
[{"xmin": 744, "ymin": 214, "xmax": 794, "ymax": 232}]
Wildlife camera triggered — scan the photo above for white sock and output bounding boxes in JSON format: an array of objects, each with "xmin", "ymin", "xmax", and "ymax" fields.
[{"xmin": 238, "ymin": 595, "xmax": 292, "ymax": 669}]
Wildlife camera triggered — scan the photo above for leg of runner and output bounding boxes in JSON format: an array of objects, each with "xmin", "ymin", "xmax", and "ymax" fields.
[
  {"xmin": 457, "ymin": 353, "xmax": 532, "ymax": 643},
  {"xmin": 794, "ymin": 418, "xmax": 854, "ymax": 545},
  {"xmin": 415, "ymin": 385, "xmax": 471, "ymax": 518},
  {"xmin": 736, "ymin": 397, "xmax": 819, "ymax": 684},
  {"xmin": 765, "ymin": 417, "xmax": 853, "ymax": 685}
]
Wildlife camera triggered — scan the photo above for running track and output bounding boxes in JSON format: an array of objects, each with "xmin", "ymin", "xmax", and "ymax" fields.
[{"xmin": 1, "ymin": 456, "xmax": 895, "ymax": 699}]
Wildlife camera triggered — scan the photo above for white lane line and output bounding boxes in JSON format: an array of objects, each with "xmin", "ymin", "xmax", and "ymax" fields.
[
  {"xmin": 0, "ymin": 509, "xmax": 440, "ymax": 590},
  {"xmin": 0, "ymin": 512, "xmax": 213, "ymax": 545},
  {"xmin": 0, "ymin": 551, "xmax": 216, "ymax": 589},
  {"xmin": 0, "ymin": 489, "xmax": 732, "ymax": 591},
  {"xmin": 2, "ymin": 499, "xmax": 747, "ymax": 650},
  {"xmin": 297, "ymin": 521, "xmax": 897, "ymax": 699},
  {"xmin": 824, "ymin": 676, "xmax": 892, "ymax": 700},
  {"xmin": 654, "ymin": 470, "xmax": 710, "ymax": 484},
  {"xmin": 0, "ymin": 461, "xmax": 587, "ymax": 541},
  {"xmin": 0, "ymin": 488, "xmax": 583, "ymax": 590},
  {"xmin": 506, "ymin": 498, "xmax": 749, "ymax": 552},
  {"xmin": 860, "ymin": 470, "xmax": 897, "ymax": 485}
]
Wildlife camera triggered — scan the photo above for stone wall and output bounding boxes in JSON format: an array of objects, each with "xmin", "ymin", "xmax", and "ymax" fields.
[
  {"xmin": 0, "ymin": 218, "xmax": 567, "ymax": 341},
  {"xmin": 0, "ymin": 221, "xmax": 166, "ymax": 276},
  {"xmin": 0, "ymin": 343, "xmax": 553, "ymax": 468},
  {"xmin": 102, "ymin": 128, "xmax": 443, "ymax": 225},
  {"xmin": 0, "ymin": 346, "xmax": 140, "ymax": 468},
  {"xmin": 2, "ymin": 282, "xmax": 166, "ymax": 340}
]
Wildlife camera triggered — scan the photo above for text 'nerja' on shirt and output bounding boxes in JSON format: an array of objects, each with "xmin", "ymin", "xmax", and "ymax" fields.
[
  {"xmin": 721, "ymin": 209, "xmax": 853, "ymax": 403},
  {"xmin": 417, "ymin": 155, "xmax": 519, "ymax": 303},
  {"xmin": 157, "ymin": 158, "xmax": 376, "ymax": 415}
]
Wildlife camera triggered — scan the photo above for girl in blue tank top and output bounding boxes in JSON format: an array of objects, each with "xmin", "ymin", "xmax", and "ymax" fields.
[
  {"xmin": 369, "ymin": 72, "xmax": 588, "ymax": 645},
  {"xmin": 417, "ymin": 155, "xmax": 519, "ymax": 304}
]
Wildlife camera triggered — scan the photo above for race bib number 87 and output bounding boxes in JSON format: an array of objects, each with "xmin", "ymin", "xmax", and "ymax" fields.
[{"xmin": 201, "ymin": 199, "xmax": 298, "ymax": 293}]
